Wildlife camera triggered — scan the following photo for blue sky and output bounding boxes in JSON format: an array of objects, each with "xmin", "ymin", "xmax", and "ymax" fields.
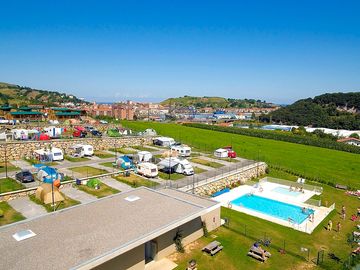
[{"xmin": 0, "ymin": 1, "xmax": 359, "ymax": 104}]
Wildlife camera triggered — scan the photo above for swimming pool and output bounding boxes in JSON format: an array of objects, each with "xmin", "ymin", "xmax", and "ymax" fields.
[
  {"xmin": 231, "ymin": 194, "xmax": 314, "ymax": 224},
  {"xmin": 272, "ymin": 186, "xmax": 301, "ymax": 197}
]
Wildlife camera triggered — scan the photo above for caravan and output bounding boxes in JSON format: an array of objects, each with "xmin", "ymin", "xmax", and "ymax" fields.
[
  {"xmin": 153, "ymin": 137, "xmax": 176, "ymax": 147},
  {"xmin": 70, "ymin": 144, "xmax": 94, "ymax": 157},
  {"xmin": 44, "ymin": 126, "xmax": 62, "ymax": 138},
  {"xmin": 136, "ymin": 151, "xmax": 153, "ymax": 163},
  {"xmin": 136, "ymin": 162, "xmax": 158, "ymax": 178},
  {"xmin": 34, "ymin": 147, "xmax": 64, "ymax": 161},
  {"xmin": 171, "ymin": 145, "xmax": 191, "ymax": 157},
  {"xmin": 157, "ymin": 158, "xmax": 194, "ymax": 175},
  {"xmin": 12, "ymin": 129, "xmax": 29, "ymax": 140}
]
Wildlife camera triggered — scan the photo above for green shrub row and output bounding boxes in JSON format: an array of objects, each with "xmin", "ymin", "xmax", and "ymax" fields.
[{"xmin": 183, "ymin": 123, "xmax": 360, "ymax": 154}]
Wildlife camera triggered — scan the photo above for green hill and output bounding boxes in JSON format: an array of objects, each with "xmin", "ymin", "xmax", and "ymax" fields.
[
  {"xmin": 262, "ymin": 92, "xmax": 360, "ymax": 130},
  {"xmin": 0, "ymin": 82, "xmax": 88, "ymax": 106},
  {"xmin": 160, "ymin": 96, "xmax": 272, "ymax": 108}
]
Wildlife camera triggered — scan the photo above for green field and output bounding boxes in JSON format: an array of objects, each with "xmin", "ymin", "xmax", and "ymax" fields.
[
  {"xmin": 113, "ymin": 174, "xmax": 159, "ymax": 188},
  {"xmin": 0, "ymin": 162, "xmax": 18, "ymax": 173},
  {"xmin": 194, "ymin": 167, "xmax": 207, "ymax": 174},
  {"xmin": 0, "ymin": 178, "xmax": 25, "ymax": 193},
  {"xmin": 0, "ymin": 201, "xmax": 25, "ymax": 226},
  {"xmin": 172, "ymin": 168, "xmax": 359, "ymax": 270},
  {"xmin": 191, "ymin": 157, "xmax": 224, "ymax": 168},
  {"xmin": 108, "ymin": 148, "xmax": 136, "ymax": 154},
  {"xmin": 122, "ymin": 121, "xmax": 360, "ymax": 189},
  {"xmin": 131, "ymin": 145, "xmax": 157, "ymax": 152},
  {"xmin": 69, "ymin": 166, "xmax": 108, "ymax": 177},
  {"xmin": 77, "ymin": 182, "xmax": 119, "ymax": 198}
]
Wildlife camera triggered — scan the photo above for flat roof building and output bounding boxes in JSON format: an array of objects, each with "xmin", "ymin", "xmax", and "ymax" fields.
[{"xmin": 0, "ymin": 187, "xmax": 220, "ymax": 270}]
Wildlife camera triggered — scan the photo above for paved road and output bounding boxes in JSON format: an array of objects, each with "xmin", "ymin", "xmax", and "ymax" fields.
[{"xmin": 8, "ymin": 197, "xmax": 47, "ymax": 218}]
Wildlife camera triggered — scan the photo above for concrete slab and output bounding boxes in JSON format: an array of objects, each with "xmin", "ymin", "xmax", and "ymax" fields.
[
  {"xmin": 61, "ymin": 186, "xmax": 96, "ymax": 203},
  {"xmin": 145, "ymin": 258, "xmax": 177, "ymax": 270},
  {"xmin": 100, "ymin": 177, "xmax": 132, "ymax": 192},
  {"xmin": 8, "ymin": 196, "xmax": 47, "ymax": 219}
]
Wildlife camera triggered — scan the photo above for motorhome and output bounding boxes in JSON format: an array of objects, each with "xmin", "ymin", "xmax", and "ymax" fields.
[
  {"xmin": 171, "ymin": 145, "xmax": 191, "ymax": 157},
  {"xmin": 34, "ymin": 147, "xmax": 64, "ymax": 161},
  {"xmin": 157, "ymin": 158, "xmax": 194, "ymax": 175},
  {"xmin": 12, "ymin": 129, "xmax": 29, "ymax": 140},
  {"xmin": 136, "ymin": 162, "xmax": 158, "ymax": 178},
  {"xmin": 44, "ymin": 126, "xmax": 62, "ymax": 138},
  {"xmin": 153, "ymin": 137, "xmax": 176, "ymax": 147},
  {"xmin": 71, "ymin": 144, "xmax": 94, "ymax": 157}
]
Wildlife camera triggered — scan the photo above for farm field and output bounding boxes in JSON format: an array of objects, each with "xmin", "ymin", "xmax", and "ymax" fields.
[{"xmin": 122, "ymin": 121, "xmax": 360, "ymax": 189}]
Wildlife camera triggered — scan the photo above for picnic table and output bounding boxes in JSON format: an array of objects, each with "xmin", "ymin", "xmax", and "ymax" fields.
[{"xmin": 202, "ymin": 241, "xmax": 223, "ymax": 256}]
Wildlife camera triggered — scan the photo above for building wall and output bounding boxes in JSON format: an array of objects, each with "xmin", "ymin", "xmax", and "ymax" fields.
[{"xmin": 93, "ymin": 245, "xmax": 145, "ymax": 270}]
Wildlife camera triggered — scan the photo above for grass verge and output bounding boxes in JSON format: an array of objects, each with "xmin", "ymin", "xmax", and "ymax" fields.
[
  {"xmin": 69, "ymin": 166, "xmax": 108, "ymax": 177},
  {"xmin": 64, "ymin": 155, "xmax": 90, "ymax": 162},
  {"xmin": 0, "ymin": 201, "xmax": 25, "ymax": 226},
  {"xmin": 113, "ymin": 173, "xmax": 159, "ymax": 188},
  {"xmin": 158, "ymin": 171, "xmax": 186, "ymax": 180},
  {"xmin": 29, "ymin": 193, "xmax": 80, "ymax": 212},
  {"xmin": 77, "ymin": 182, "xmax": 119, "ymax": 198},
  {"xmin": 0, "ymin": 178, "xmax": 26, "ymax": 193}
]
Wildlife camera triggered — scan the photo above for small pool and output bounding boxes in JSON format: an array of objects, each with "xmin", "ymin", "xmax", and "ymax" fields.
[
  {"xmin": 272, "ymin": 186, "xmax": 301, "ymax": 197},
  {"xmin": 231, "ymin": 194, "xmax": 314, "ymax": 224}
]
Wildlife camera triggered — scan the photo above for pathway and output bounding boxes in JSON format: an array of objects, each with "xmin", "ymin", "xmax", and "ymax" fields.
[
  {"xmin": 61, "ymin": 186, "xmax": 97, "ymax": 204},
  {"xmin": 8, "ymin": 197, "xmax": 47, "ymax": 219},
  {"xmin": 100, "ymin": 177, "xmax": 133, "ymax": 192}
]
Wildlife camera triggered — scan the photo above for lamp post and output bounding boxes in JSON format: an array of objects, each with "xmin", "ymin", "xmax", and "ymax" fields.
[
  {"xmin": 168, "ymin": 146, "xmax": 171, "ymax": 182},
  {"xmin": 4, "ymin": 138, "xmax": 8, "ymax": 179}
]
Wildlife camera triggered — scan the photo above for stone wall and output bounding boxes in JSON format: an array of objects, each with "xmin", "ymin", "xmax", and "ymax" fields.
[
  {"xmin": 0, "ymin": 136, "xmax": 154, "ymax": 161},
  {"xmin": 193, "ymin": 163, "xmax": 267, "ymax": 196}
]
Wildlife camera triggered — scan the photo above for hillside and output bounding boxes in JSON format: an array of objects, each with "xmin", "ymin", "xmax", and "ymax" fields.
[
  {"xmin": 0, "ymin": 82, "xmax": 88, "ymax": 106},
  {"xmin": 160, "ymin": 96, "xmax": 273, "ymax": 108},
  {"xmin": 262, "ymin": 92, "xmax": 360, "ymax": 130}
]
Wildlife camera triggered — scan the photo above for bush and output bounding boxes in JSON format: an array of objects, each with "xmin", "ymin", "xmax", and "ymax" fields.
[{"xmin": 0, "ymin": 209, "xmax": 4, "ymax": 218}]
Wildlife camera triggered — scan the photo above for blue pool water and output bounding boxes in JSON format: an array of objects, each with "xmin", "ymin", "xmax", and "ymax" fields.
[
  {"xmin": 231, "ymin": 194, "xmax": 314, "ymax": 224},
  {"xmin": 272, "ymin": 186, "xmax": 301, "ymax": 197}
]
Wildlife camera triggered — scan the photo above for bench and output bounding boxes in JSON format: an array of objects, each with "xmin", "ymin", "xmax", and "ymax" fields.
[
  {"xmin": 247, "ymin": 246, "xmax": 271, "ymax": 262},
  {"xmin": 202, "ymin": 241, "xmax": 223, "ymax": 256}
]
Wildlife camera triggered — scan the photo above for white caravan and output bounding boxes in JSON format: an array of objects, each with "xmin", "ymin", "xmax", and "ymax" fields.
[
  {"xmin": 136, "ymin": 151, "xmax": 153, "ymax": 162},
  {"xmin": 136, "ymin": 162, "xmax": 158, "ymax": 178},
  {"xmin": 34, "ymin": 147, "xmax": 64, "ymax": 161},
  {"xmin": 71, "ymin": 144, "xmax": 94, "ymax": 157},
  {"xmin": 214, "ymin": 148, "xmax": 228, "ymax": 158},
  {"xmin": 171, "ymin": 145, "xmax": 191, "ymax": 157},
  {"xmin": 44, "ymin": 126, "xmax": 62, "ymax": 138},
  {"xmin": 12, "ymin": 129, "xmax": 29, "ymax": 140}
]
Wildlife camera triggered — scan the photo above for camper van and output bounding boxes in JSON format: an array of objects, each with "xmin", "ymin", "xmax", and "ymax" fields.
[
  {"xmin": 12, "ymin": 129, "xmax": 29, "ymax": 140},
  {"xmin": 44, "ymin": 126, "xmax": 62, "ymax": 138},
  {"xmin": 34, "ymin": 147, "xmax": 64, "ymax": 161},
  {"xmin": 158, "ymin": 158, "xmax": 194, "ymax": 176},
  {"xmin": 71, "ymin": 144, "xmax": 94, "ymax": 157},
  {"xmin": 153, "ymin": 137, "xmax": 176, "ymax": 147},
  {"xmin": 171, "ymin": 145, "xmax": 191, "ymax": 157},
  {"xmin": 136, "ymin": 162, "xmax": 158, "ymax": 178}
]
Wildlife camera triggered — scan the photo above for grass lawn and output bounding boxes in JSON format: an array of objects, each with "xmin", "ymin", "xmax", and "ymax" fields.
[
  {"xmin": 121, "ymin": 121, "xmax": 360, "ymax": 189},
  {"xmin": 131, "ymin": 145, "xmax": 157, "ymax": 152},
  {"xmin": 64, "ymin": 155, "xmax": 90, "ymax": 162},
  {"xmin": 0, "ymin": 178, "xmax": 25, "ymax": 193},
  {"xmin": 194, "ymin": 167, "xmax": 207, "ymax": 174},
  {"xmin": 29, "ymin": 193, "xmax": 80, "ymax": 212},
  {"xmin": 25, "ymin": 158, "xmax": 58, "ymax": 166},
  {"xmin": 191, "ymin": 158, "xmax": 224, "ymax": 168},
  {"xmin": 0, "ymin": 201, "xmax": 25, "ymax": 226},
  {"xmin": 0, "ymin": 162, "xmax": 18, "ymax": 173},
  {"xmin": 69, "ymin": 166, "xmax": 108, "ymax": 177},
  {"xmin": 108, "ymin": 148, "xmax": 136, "ymax": 154},
  {"xmin": 173, "ymin": 168, "xmax": 360, "ymax": 270},
  {"xmin": 113, "ymin": 173, "xmax": 159, "ymax": 188},
  {"xmin": 77, "ymin": 182, "xmax": 119, "ymax": 198},
  {"xmin": 94, "ymin": 151, "xmax": 114, "ymax": 159},
  {"xmin": 158, "ymin": 171, "xmax": 186, "ymax": 180}
]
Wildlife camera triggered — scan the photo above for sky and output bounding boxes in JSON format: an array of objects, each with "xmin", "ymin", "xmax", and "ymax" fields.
[{"xmin": 0, "ymin": 1, "xmax": 359, "ymax": 104}]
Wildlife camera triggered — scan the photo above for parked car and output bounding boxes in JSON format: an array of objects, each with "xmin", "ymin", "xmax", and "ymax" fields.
[
  {"xmin": 85, "ymin": 126, "xmax": 95, "ymax": 132},
  {"xmin": 15, "ymin": 170, "xmax": 35, "ymax": 183},
  {"xmin": 91, "ymin": 130, "xmax": 102, "ymax": 137}
]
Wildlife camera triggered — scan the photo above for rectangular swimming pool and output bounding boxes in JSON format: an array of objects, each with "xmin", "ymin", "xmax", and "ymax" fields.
[
  {"xmin": 231, "ymin": 194, "xmax": 314, "ymax": 224},
  {"xmin": 271, "ymin": 186, "xmax": 301, "ymax": 197}
]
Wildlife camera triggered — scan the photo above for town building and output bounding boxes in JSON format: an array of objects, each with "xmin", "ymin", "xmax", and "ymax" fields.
[{"xmin": 0, "ymin": 187, "xmax": 220, "ymax": 270}]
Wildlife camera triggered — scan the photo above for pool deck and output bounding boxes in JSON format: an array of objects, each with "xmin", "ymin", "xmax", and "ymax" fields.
[{"xmin": 213, "ymin": 182, "xmax": 333, "ymax": 234}]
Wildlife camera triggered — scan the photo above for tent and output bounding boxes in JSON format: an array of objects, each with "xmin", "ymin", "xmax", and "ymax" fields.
[
  {"xmin": 35, "ymin": 183, "xmax": 64, "ymax": 204},
  {"xmin": 36, "ymin": 166, "xmax": 63, "ymax": 185},
  {"xmin": 86, "ymin": 178, "xmax": 101, "ymax": 189},
  {"xmin": 116, "ymin": 156, "xmax": 133, "ymax": 169}
]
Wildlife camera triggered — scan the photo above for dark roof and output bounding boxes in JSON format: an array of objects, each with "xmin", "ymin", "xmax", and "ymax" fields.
[
  {"xmin": 0, "ymin": 105, "xmax": 12, "ymax": 111},
  {"xmin": 18, "ymin": 106, "xmax": 32, "ymax": 111},
  {"xmin": 0, "ymin": 187, "xmax": 219, "ymax": 270},
  {"xmin": 55, "ymin": 112, "xmax": 81, "ymax": 116},
  {"xmin": 10, "ymin": 111, "xmax": 43, "ymax": 115}
]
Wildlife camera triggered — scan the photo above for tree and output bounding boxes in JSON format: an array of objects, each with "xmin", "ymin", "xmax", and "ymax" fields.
[{"xmin": 350, "ymin": 133, "xmax": 360, "ymax": 139}]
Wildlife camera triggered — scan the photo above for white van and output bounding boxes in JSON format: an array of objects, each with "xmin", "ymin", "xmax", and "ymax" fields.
[
  {"xmin": 171, "ymin": 145, "xmax": 191, "ymax": 157},
  {"xmin": 44, "ymin": 126, "xmax": 62, "ymax": 138},
  {"xmin": 137, "ymin": 162, "xmax": 158, "ymax": 178},
  {"xmin": 153, "ymin": 137, "xmax": 176, "ymax": 147}
]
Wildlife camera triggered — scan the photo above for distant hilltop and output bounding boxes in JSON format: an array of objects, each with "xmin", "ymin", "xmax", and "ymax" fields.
[
  {"xmin": 0, "ymin": 82, "xmax": 88, "ymax": 106},
  {"xmin": 160, "ymin": 96, "xmax": 276, "ymax": 109},
  {"xmin": 262, "ymin": 92, "xmax": 360, "ymax": 130}
]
